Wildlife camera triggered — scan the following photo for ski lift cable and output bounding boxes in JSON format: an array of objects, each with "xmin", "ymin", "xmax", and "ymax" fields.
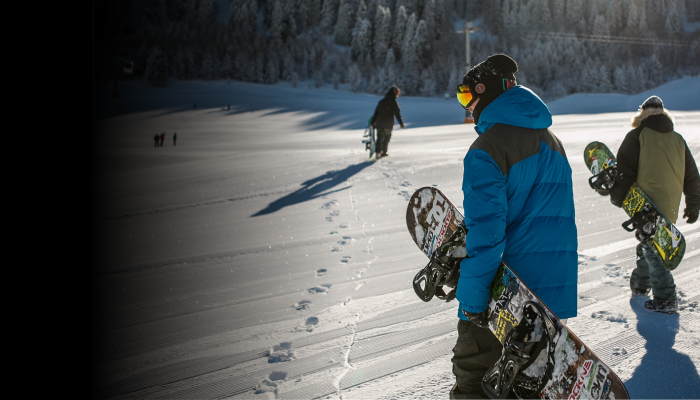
[{"xmin": 536, "ymin": 31, "xmax": 689, "ymax": 47}]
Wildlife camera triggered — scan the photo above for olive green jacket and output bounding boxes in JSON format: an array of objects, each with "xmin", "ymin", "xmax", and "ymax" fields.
[{"xmin": 610, "ymin": 109, "xmax": 700, "ymax": 223}]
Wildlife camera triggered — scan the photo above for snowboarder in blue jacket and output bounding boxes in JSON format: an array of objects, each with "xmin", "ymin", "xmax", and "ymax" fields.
[{"xmin": 450, "ymin": 54, "xmax": 579, "ymax": 399}]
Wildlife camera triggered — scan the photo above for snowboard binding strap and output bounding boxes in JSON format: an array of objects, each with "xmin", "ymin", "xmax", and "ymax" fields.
[
  {"xmin": 412, "ymin": 249, "xmax": 461, "ymax": 303},
  {"xmin": 588, "ymin": 166, "xmax": 617, "ymax": 196},
  {"xmin": 621, "ymin": 203, "xmax": 659, "ymax": 242},
  {"xmin": 482, "ymin": 302, "xmax": 557, "ymax": 399}
]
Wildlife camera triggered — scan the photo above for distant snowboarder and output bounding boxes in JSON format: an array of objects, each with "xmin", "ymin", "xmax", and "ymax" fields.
[
  {"xmin": 160, "ymin": 132, "xmax": 165, "ymax": 147},
  {"xmin": 173, "ymin": 132, "xmax": 177, "ymax": 146},
  {"xmin": 451, "ymin": 54, "xmax": 578, "ymax": 399},
  {"xmin": 371, "ymin": 86, "xmax": 404, "ymax": 159},
  {"xmin": 607, "ymin": 95, "xmax": 700, "ymax": 314}
]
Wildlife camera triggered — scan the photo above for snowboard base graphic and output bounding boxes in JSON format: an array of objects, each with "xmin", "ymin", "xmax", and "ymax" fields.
[
  {"xmin": 584, "ymin": 141, "xmax": 685, "ymax": 271},
  {"xmin": 406, "ymin": 187, "xmax": 629, "ymax": 399},
  {"xmin": 362, "ymin": 117, "xmax": 376, "ymax": 159}
]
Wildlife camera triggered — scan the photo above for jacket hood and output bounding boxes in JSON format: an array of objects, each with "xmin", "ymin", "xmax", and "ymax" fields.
[
  {"xmin": 631, "ymin": 107, "xmax": 674, "ymax": 131},
  {"xmin": 384, "ymin": 86, "xmax": 399, "ymax": 98},
  {"xmin": 475, "ymin": 86, "xmax": 552, "ymax": 135}
]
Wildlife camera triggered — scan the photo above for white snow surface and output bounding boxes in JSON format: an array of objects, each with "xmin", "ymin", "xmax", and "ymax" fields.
[{"xmin": 94, "ymin": 77, "xmax": 700, "ymax": 400}]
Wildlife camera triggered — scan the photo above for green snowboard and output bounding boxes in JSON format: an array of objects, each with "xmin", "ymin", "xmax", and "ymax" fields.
[{"xmin": 584, "ymin": 141, "xmax": 685, "ymax": 270}]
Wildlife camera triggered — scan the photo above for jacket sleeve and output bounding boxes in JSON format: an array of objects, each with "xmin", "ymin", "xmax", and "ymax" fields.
[
  {"xmin": 457, "ymin": 149, "xmax": 507, "ymax": 313},
  {"xmin": 611, "ymin": 129, "xmax": 641, "ymax": 207},
  {"xmin": 683, "ymin": 140, "xmax": 700, "ymax": 211},
  {"xmin": 392, "ymin": 99, "xmax": 404, "ymax": 126},
  {"xmin": 371, "ymin": 103, "xmax": 379, "ymax": 125}
]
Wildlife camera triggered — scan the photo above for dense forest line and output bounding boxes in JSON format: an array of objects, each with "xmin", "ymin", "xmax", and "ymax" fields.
[{"xmin": 95, "ymin": 0, "xmax": 700, "ymax": 100}]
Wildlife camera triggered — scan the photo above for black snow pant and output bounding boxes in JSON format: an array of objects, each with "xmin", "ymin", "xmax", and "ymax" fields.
[
  {"xmin": 450, "ymin": 319, "xmax": 503, "ymax": 399},
  {"xmin": 376, "ymin": 127, "xmax": 392, "ymax": 155}
]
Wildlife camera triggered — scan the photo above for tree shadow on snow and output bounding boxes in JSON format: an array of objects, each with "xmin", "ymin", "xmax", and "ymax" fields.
[
  {"xmin": 624, "ymin": 297, "xmax": 700, "ymax": 399},
  {"xmin": 251, "ymin": 161, "xmax": 373, "ymax": 217}
]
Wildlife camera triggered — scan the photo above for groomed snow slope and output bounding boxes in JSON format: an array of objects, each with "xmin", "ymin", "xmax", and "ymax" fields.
[{"xmin": 93, "ymin": 77, "xmax": 700, "ymax": 400}]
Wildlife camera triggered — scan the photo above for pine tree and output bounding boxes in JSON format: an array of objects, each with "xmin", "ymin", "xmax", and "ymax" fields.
[
  {"xmin": 352, "ymin": 17, "xmax": 372, "ymax": 61},
  {"xmin": 335, "ymin": 0, "xmax": 353, "ymax": 45},
  {"xmin": 348, "ymin": 63, "xmax": 363, "ymax": 92},
  {"xmin": 419, "ymin": 67, "xmax": 436, "ymax": 96},
  {"xmin": 664, "ymin": 2, "xmax": 682, "ymax": 38},
  {"xmin": 373, "ymin": 6, "xmax": 391, "ymax": 64},
  {"xmin": 266, "ymin": 52, "xmax": 279, "ymax": 84},
  {"xmin": 320, "ymin": 0, "xmax": 339, "ymax": 34},
  {"xmin": 297, "ymin": 0, "xmax": 310, "ymax": 33},
  {"xmin": 385, "ymin": 48, "xmax": 397, "ymax": 85},
  {"xmin": 432, "ymin": 0, "xmax": 445, "ymax": 40},
  {"xmin": 198, "ymin": 0, "xmax": 217, "ymax": 28},
  {"xmin": 269, "ymin": 0, "xmax": 285, "ymax": 41},
  {"xmin": 391, "ymin": 6, "xmax": 408, "ymax": 60},
  {"xmin": 307, "ymin": 0, "xmax": 322, "ymax": 27},
  {"xmin": 401, "ymin": 13, "xmax": 417, "ymax": 66},
  {"xmin": 144, "ymin": 46, "xmax": 168, "ymax": 87},
  {"xmin": 550, "ymin": 0, "xmax": 565, "ymax": 30},
  {"xmin": 414, "ymin": 19, "xmax": 430, "ymax": 68}
]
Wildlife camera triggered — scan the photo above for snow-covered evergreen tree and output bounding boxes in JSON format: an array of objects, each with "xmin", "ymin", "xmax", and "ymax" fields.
[
  {"xmin": 419, "ymin": 67, "xmax": 436, "ymax": 96},
  {"xmin": 347, "ymin": 63, "xmax": 363, "ymax": 92},
  {"xmin": 415, "ymin": 19, "xmax": 431, "ymax": 67},
  {"xmin": 391, "ymin": 6, "xmax": 408, "ymax": 61},
  {"xmin": 320, "ymin": 0, "xmax": 339, "ymax": 34},
  {"xmin": 373, "ymin": 6, "xmax": 390, "ymax": 64},
  {"xmin": 352, "ymin": 17, "xmax": 372, "ymax": 61},
  {"xmin": 335, "ymin": 0, "xmax": 353, "ymax": 45},
  {"xmin": 144, "ymin": 46, "xmax": 168, "ymax": 87}
]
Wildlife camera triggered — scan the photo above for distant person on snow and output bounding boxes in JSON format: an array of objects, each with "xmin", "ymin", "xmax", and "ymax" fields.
[
  {"xmin": 371, "ymin": 85, "xmax": 404, "ymax": 159},
  {"xmin": 450, "ymin": 54, "xmax": 578, "ymax": 399},
  {"xmin": 606, "ymin": 95, "xmax": 700, "ymax": 314},
  {"xmin": 154, "ymin": 134, "xmax": 159, "ymax": 147},
  {"xmin": 160, "ymin": 132, "xmax": 165, "ymax": 147},
  {"xmin": 173, "ymin": 132, "xmax": 177, "ymax": 146}
]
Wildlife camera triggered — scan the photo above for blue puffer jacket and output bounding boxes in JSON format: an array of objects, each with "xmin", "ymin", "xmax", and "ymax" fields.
[{"xmin": 457, "ymin": 86, "xmax": 578, "ymax": 320}]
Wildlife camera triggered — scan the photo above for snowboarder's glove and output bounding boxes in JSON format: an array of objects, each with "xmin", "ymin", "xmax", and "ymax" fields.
[
  {"xmin": 462, "ymin": 309, "xmax": 489, "ymax": 329},
  {"xmin": 400, "ymin": 124, "xmax": 405, "ymax": 129},
  {"xmin": 684, "ymin": 207, "xmax": 699, "ymax": 224}
]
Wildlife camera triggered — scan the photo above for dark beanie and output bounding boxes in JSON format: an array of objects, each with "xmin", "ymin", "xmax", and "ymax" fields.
[
  {"xmin": 640, "ymin": 95, "xmax": 663, "ymax": 110},
  {"xmin": 463, "ymin": 54, "xmax": 518, "ymax": 124}
]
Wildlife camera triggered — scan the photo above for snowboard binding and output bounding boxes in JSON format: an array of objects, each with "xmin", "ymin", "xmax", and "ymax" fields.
[
  {"xmin": 621, "ymin": 203, "xmax": 659, "ymax": 242},
  {"xmin": 588, "ymin": 165, "xmax": 617, "ymax": 196},
  {"xmin": 482, "ymin": 302, "xmax": 557, "ymax": 399},
  {"xmin": 412, "ymin": 248, "xmax": 461, "ymax": 302}
]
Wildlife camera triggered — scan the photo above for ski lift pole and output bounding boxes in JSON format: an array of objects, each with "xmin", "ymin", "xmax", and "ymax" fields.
[{"xmin": 463, "ymin": 21, "xmax": 480, "ymax": 123}]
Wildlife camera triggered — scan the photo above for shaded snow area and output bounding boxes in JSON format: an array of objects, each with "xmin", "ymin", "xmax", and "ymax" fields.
[{"xmin": 93, "ymin": 78, "xmax": 700, "ymax": 400}]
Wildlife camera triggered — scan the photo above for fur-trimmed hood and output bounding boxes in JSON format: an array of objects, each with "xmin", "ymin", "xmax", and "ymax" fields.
[{"xmin": 631, "ymin": 107, "xmax": 674, "ymax": 129}]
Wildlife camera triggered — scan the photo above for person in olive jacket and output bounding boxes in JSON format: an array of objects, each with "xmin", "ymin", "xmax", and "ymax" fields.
[
  {"xmin": 607, "ymin": 95, "xmax": 700, "ymax": 314},
  {"xmin": 371, "ymin": 85, "xmax": 404, "ymax": 159}
]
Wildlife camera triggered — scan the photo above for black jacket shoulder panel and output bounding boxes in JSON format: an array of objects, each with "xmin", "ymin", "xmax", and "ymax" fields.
[
  {"xmin": 610, "ymin": 128, "xmax": 642, "ymax": 207},
  {"xmin": 469, "ymin": 124, "xmax": 563, "ymax": 176}
]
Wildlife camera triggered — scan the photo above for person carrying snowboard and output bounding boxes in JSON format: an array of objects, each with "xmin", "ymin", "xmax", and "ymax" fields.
[
  {"xmin": 450, "ymin": 54, "xmax": 578, "ymax": 399},
  {"xmin": 605, "ymin": 95, "xmax": 700, "ymax": 314},
  {"xmin": 371, "ymin": 85, "xmax": 404, "ymax": 159}
]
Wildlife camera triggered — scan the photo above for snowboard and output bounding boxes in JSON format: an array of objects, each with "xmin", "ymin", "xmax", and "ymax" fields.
[
  {"xmin": 361, "ymin": 117, "xmax": 377, "ymax": 159},
  {"xmin": 584, "ymin": 141, "xmax": 685, "ymax": 271},
  {"xmin": 406, "ymin": 187, "xmax": 629, "ymax": 399}
]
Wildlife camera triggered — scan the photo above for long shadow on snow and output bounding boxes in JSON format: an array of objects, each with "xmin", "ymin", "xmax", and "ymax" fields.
[
  {"xmin": 624, "ymin": 297, "xmax": 700, "ymax": 399},
  {"xmin": 252, "ymin": 161, "xmax": 373, "ymax": 217}
]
